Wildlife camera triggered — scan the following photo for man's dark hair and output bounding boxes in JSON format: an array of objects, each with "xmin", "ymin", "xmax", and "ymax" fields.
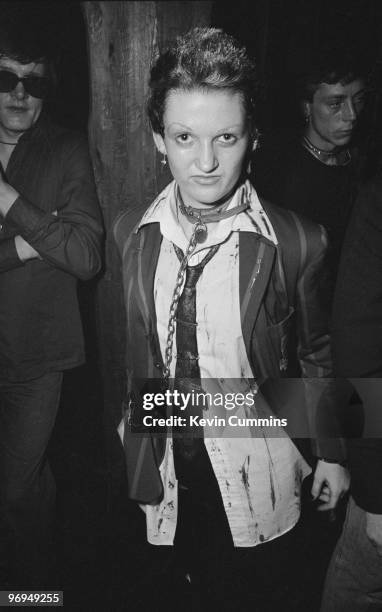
[
  {"xmin": 0, "ymin": 3, "xmax": 58, "ymax": 87},
  {"xmin": 147, "ymin": 27, "xmax": 259, "ymax": 136},
  {"xmin": 297, "ymin": 44, "xmax": 368, "ymax": 102}
]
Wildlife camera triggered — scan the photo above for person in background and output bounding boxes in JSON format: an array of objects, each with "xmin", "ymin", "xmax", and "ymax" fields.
[
  {"xmin": 320, "ymin": 175, "xmax": 382, "ymax": 611},
  {"xmin": 114, "ymin": 27, "xmax": 348, "ymax": 611},
  {"xmin": 0, "ymin": 22, "xmax": 103, "ymax": 587},
  {"xmin": 253, "ymin": 46, "xmax": 368, "ymax": 304}
]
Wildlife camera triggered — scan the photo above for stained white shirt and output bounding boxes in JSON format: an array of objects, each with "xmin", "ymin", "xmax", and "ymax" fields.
[{"xmin": 134, "ymin": 180, "xmax": 311, "ymax": 546}]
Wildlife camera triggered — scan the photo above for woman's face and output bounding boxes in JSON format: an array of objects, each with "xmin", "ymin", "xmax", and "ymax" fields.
[{"xmin": 153, "ymin": 88, "xmax": 251, "ymax": 208}]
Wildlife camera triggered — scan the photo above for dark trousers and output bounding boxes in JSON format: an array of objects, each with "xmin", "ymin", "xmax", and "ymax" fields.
[
  {"xmin": 132, "ymin": 452, "xmax": 340, "ymax": 612},
  {"xmin": 321, "ymin": 496, "xmax": 382, "ymax": 611},
  {"xmin": 0, "ymin": 372, "xmax": 63, "ymax": 588},
  {"xmin": 172, "ymin": 443, "xmax": 304, "ymax": 612}
]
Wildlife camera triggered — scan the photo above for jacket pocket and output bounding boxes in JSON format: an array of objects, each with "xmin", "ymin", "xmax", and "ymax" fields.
[
  {"xmin": 251, "ymin": 307, "xmax": 296, "ymax": 378},
  {"xmin": 266, "ymin": 307, "xmax": 295, "ymax": 372}
]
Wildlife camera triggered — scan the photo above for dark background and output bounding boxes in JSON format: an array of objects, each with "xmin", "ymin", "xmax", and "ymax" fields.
[
  {"xmin": 8, "ymin": 1, "xmax": 381, "ymax": 135},
  {"xmin": 2, "ymin": 1, "xmax": 382, "ymax": 609}
]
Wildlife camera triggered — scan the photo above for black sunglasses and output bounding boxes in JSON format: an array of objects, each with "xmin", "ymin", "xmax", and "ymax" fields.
[{"xmin": 0, "ymin": 70, "xmax": 50, "ymax": 99}]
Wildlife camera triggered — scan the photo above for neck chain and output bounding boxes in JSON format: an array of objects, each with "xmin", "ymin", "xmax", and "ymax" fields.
[
  {"xmin": 162, "ymin": 183, "xmax": 250, "ymax": 380},
  {"xmin": 163, "ymin": 222, "xmax": 202, "ymax": 380},
  {"xmin": 0, "ymin": 140, "xmax": 17, "ymax": 146},
  {"xmin": 302, "ymin": 136, "xmax": 351, "ymax": 167},
  {"xmin": 177, "ymin": 186, "xmax": 249, "ymax": 243}
]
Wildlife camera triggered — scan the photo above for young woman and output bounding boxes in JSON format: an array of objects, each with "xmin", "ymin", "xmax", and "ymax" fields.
[{"xmin": 114, "ymin": 27, "xmax": 349, "ymax": 611}]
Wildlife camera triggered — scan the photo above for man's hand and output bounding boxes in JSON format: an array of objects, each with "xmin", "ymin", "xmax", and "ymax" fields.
[
  {"xmin": 366, "ymin": 512, "xmax": 382, "ymax": 556},
  {"xmin": 0, "ymin": 172, "xmax": 19, "ymax": 217},
  {"xmin": 311, "ymin": 460, "xmax": 350, "ymax": 511},
  {"xmin": 14, "ymin": 235, "xmax": 40, "ymax": 262}
]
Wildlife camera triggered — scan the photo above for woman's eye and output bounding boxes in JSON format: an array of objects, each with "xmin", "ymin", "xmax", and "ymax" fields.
[
  {"xmin": 176, "ymin": 133, "xmax": 191, "ymax": 143},
  {"xmin": 218, "ymin": 133, "xmax": 237, "ymax": 144},
  {"xmin": 329, "ymin": 101, "xmax": 342, "ymax": 110}
]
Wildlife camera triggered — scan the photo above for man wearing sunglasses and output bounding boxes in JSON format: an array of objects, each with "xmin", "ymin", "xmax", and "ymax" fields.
[
  {"xmin": 0, "ymin": 62, "xmax": 50, "ymax": 146},
  {"xmin": 0, "ymin": 26, "xmax": 103, "ymax": 588}
]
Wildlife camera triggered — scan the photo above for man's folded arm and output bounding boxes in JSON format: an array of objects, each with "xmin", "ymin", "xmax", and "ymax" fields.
[
  {"xmin": 0, "ymin": 236, "xmax": 25, "ymax": 272},
  {"xmin": 1, "ymin": 138, "xmax": 104, "ymax": 280}
]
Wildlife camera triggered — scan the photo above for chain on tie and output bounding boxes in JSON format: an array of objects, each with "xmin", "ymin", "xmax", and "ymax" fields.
[{"xmin": 162, "ymin": 223, "xmax": 205, "ymax": 381}]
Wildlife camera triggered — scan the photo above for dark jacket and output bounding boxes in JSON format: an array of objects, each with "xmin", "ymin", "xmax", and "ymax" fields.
[
  {"xmin": 0, "ymin": 115, "xmax": 103, "ymax": 381},
  {"xmin": 332, "ymin": 175, "xmax": 382, "ymax": 513},
  {"xmin": 114, "ymin": 192, "xmax": 343, "ymax": 504}
]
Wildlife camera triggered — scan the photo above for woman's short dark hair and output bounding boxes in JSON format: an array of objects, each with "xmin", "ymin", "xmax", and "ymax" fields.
[{"xmin": 147, "ymin": 27, "xmax": 258, "ymax": 135}]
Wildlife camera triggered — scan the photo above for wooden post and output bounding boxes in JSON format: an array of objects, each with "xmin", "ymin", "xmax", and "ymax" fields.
[{"xmin": 82, "ymin": 1, "xmax": 212, "ymax": 479}]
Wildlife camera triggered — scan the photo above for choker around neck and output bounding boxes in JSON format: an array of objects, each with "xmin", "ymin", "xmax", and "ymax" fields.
[
  {"xmin": 176, "ymin": 185, "xmax": 250, "ymax": 243},
  {"xmin": 302, "ymin": 136, "xmax": 351, "ymax": 166}
]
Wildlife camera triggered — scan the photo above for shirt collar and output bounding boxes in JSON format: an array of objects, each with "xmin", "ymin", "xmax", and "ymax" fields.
[{"xmin": 137, "ymin": 179, "xmax": 277, "ymax": 251}]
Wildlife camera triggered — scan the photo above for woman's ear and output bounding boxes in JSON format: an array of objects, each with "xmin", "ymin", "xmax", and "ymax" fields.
[{"xmin": 152, "ymin": 131, "xmax": 166, "ymax": 155}]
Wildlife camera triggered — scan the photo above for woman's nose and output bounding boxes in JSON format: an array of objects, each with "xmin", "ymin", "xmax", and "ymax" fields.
[{"xmin": 196, "ymin": 142, "xmax": 218, "ymax": 172}]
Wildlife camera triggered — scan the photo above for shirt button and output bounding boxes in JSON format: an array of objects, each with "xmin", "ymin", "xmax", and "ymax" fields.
[{"xmin": 155, "ymin": 362, "xmax": 161, "ymax": 369}]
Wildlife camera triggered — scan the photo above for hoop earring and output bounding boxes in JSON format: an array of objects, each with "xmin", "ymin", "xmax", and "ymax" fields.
[
  {"xmin": 160, "ymin": 153, "xmax": 167, "ymax": 166},
  {"xmin": 305, "ymin": 114, "xmax": 310, "ymax": 124}
]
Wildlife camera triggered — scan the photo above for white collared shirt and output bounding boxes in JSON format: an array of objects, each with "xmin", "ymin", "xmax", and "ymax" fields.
[{"xmin": 135, "ymin": 180, "xmax": 311, "ymax": 546}]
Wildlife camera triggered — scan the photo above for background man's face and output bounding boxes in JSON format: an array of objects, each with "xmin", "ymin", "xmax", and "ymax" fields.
[
  {"xmin": 0, "ymin": 57, "xmax": 45, "ymax": 140},
  {"xmin": 305, "ymin": 79, "xmax": 365, "ymax": 151}
]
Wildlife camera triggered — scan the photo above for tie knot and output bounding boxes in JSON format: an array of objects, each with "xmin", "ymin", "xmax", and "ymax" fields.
[
  {"xmin": 184, "ymin": 264, "xmax": 203, "ymax": 288},
  {"xmin": 175, "ymin": 243, "xmax": 221, "ymax": 290}
]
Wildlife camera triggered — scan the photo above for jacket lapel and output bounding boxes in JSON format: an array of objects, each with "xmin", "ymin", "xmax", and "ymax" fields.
[
  {"xmin": 133, "ymin": 223, "xmax": 164, "ymax": 372},
  {"xmin": 239, "ymin": 232, "xmax": 276, "ymax": 361},
  {"xmin": 134, "ymin": 226, "xmax": 276, "ymax": 373},
  {"xmin": 127, "ymin": 223, "xmax": 166, "ymax": 504}
]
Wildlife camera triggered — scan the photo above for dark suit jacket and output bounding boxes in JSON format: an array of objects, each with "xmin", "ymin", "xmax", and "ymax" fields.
[
  {"xmin": 114, "ymin": 190, "xmax": 343, "ymax": 504},
  {"xmin": 0, "ymin": 115, "xmax": 103, "ymax": 382},
  {"xmin": 332, "ymin": 175, "xmax": 382, "ymax": 513}
]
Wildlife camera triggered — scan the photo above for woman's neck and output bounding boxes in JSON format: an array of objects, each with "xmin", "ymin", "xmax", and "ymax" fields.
[
  {"xmin": 178, "ymin": 184, "xmax": 237, "ymax": 213},
  {"xmin": 175, "ymin": 178, "xmax": 249, "ymax": 243}
]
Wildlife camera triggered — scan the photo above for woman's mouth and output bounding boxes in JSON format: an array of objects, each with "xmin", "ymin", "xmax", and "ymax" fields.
[{"xmin": 192, "ymin": 175, "xmax": 220, "ymax": 185}]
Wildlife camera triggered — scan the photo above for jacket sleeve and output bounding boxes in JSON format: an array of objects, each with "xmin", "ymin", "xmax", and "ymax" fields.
[
  {"xmin": 0, "ymin": 237, "xmax": 24, "ymax": 272},
  {"xmin": 3, "ymin": 136, "xmax": 104, "ymax": 280},
  {"xmin": 296, "ymin": 221, "xmax": 332, "ymax": 377},
  {"xmin": 294, "ymin": 218, "xmax": 346, "ymax": 462},
  {"xmin": 332, "ymin": 178, "xmax": 382, "ymax": 512}
]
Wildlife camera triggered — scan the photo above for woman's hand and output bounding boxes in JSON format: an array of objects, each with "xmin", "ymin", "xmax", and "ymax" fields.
[{"xmin": 311, "ymin": 459, "xmax": 350, "ymax": 511}]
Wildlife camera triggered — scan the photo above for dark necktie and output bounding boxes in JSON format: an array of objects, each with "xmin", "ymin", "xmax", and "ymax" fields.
[{"xmin": 172, "ymin": 244, "xmax": 219, "ymax": 486}]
